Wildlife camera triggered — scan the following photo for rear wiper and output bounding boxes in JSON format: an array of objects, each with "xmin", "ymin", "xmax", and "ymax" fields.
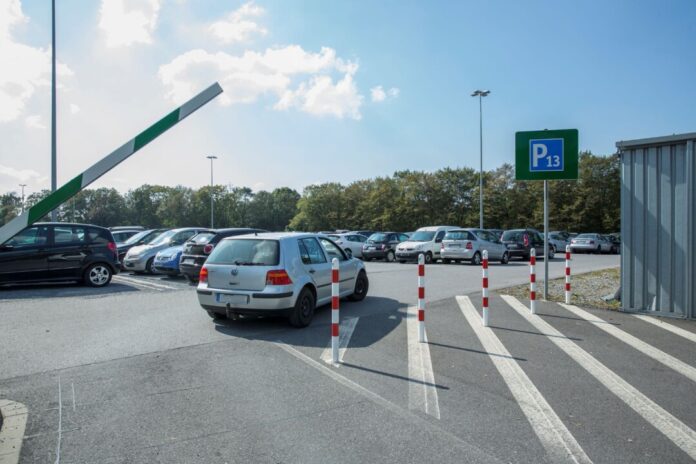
[{"xmin": 233, "ymin": 261, "xmax": 266, "ymax": 266}]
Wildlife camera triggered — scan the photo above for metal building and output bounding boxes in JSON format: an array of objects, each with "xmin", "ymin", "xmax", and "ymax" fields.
[{"xmin": 617, "ymin": 133, "xmax": 695, "ymax": 319}]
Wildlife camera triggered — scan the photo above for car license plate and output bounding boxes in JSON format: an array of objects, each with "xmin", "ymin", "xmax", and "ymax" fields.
[
  {"xmin": 217, "ymin": 293, "xmax": 249, "ymax": 305},
  {"xmin": 182, "ymin": 258, "xmax": 194, "ymax": 265},
  {"xmin": 368, "ymin": 246, "xmax": 376, "ymax": 250},
  {"xmin": 448, "ymin": 243, "xmax": 460, "ymax": 248}
]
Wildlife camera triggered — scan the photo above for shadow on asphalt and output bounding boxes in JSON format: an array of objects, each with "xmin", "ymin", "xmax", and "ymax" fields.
[
  {"xmin": 0, "ymin": 281, "xmax": 141, "ymax": 300},
  {"xmin": 213, "ymin": 295, "xmax": 406, "ymax": 350}
]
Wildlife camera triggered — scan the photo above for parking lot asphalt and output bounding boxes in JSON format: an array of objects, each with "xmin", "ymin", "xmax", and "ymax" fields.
[{"xmin": 6, "ymin": 254, "xmax": 696, "ymax": 463}]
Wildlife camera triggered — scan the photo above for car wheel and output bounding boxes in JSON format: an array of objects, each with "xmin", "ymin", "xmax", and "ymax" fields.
[
  {"xmin": 146, "ymin": 258, "xmax": 156, "ymax": 274},
  {"xmin": 471, "ymin": 252, "xmax": 481, "ymax": 266},
  {"xmin": 348, "ymin": 271, "xmax": 369, "ymax": 301},
  {"xmin": 206, "ymin": 311, "xmax": 225, "ymax": 320},
  {"xmin": 398, "ymin": 260, "xmax": 406, "ymax": 264},
  {"xmin": 423, "ymin": 252, "xmax": 433, "ymax": 264},
  {"xmin": 443, "ymin": 258, "xmax": 451, "ymax": 264},
  {"xmin": 345, "ymin": 248, "xmax": 353, "ymax": 258},
  {"xmin": 547, "ymin": 247, "xmax": 555, "ymax": 260},
  {"xmin": 500, "ymin": 252, "xmax": 509, "ymax": 265},
  {"xmin": 84, "ymin": 263, "xmax": 112, "ymax": 287},
  {"xmin": 386, "ymin": 250, "xmax": 395, "ymax": 262},
  {"xmin": 289, "ymin": 287, "xmax": 316, "ymax": 328}
]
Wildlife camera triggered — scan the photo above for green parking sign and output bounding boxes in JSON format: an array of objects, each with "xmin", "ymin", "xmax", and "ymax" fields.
[{"xmin": 515, "ymin": 129, "xmax": 578, "ymax": 180}]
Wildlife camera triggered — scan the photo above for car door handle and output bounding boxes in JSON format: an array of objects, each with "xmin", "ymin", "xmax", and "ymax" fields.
[{"xmin": 308, "ymin": 269, "xmax": 316, "ymax": 274}]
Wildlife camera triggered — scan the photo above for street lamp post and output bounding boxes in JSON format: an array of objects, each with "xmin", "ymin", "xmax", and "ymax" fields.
[
  {"xmin": 19, "ymin": 184, "xmax": 27, "ymax": 213},
  {"xmin": 471, "ymin": 89, "xmax": 490, "ymax": 229},
  {"xmin": 206, "ymin": 155, "xmax": 217, "ymax": 228},
  {"xmin": 51, "ymin": 0, "xmax": 57, "ymax": 221}
]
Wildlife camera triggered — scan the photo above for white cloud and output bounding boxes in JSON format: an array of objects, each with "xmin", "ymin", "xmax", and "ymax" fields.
[
  {"xmin": 209, "ymin": 2, "xmax": 268, "ymax": 44},
  {"xmin": 24, "ymin": 114, "xmax": 45, "ymax": 129},
  {"xmin": 98, "ymin": 0, "xmax": 161, "ymax": 48},
  {"xmin": 276, "ymin": 74, "xmax": 362, "ymax": 120},
  {"xmin": 158, "ymin": 45, "xmax": 363, "ymax": 118},
  {"xmin": 371, "ymin": 85, "xmax": 399, "ymax": 103},
  {"xmin": 70, "ymin": 103, "xmax": 80, "ymax": 114},
  {"xmin": 0, "ymin": 164, "xmax": 46, "ymax": 183},
  {"xmin": 0, "ymin": 0, "xmax": 73, "ymax": 123}
]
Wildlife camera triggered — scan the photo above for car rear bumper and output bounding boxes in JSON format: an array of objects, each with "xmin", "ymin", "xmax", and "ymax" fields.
[
  {"xmin": 570, "ymin": 245, "xmax": 599, "ymax": 252},
  {"xmin": 123, "ymin": 257, "xmax": 148, "ymax": 271},
  {"xmin": 180, "ymin": 257, "xmax": 205, "ymax": 279},
  {"xmin": 197, "ymin": 286, "xmax": 296, "ymax": 312},
  {"xmin": 441, "ymin": 249, "xmax": 475, "ymax": 260},
  {"xmin": 362, "ymin": 249, "xmax": 388, "ymax": 259}
]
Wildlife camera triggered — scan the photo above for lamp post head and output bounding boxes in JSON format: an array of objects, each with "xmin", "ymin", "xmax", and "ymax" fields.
[
  {"xmin": 471, "ymin": 90, "xmax": 491, "ymax": 97},
  {"xmin": 206, "ymin": 155, "xmax": 217, "ymax": 160}
]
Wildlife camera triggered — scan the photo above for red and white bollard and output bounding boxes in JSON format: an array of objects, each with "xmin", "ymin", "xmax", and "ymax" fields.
[
  {"xmin": 565, "ymin": 245, "xmax": 571, "ymax": 304},
  {"xmin": 418, "ymin": 253, "xmax": 425, "ymax": 343},
  {"xmin": 482, "ymin": 250, "xmax": 489, "ymax": 327},
  {"xmin": 530, "ymin": 248, "xmax": 537, "ymax": 314},
  {"xmin": 331, "ymin": 258, "xmax": 340, "ymax": 364}
]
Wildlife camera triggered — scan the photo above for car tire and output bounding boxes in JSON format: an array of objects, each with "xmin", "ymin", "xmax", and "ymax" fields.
[
  {"xmin": 146, "ymin": 257, "xmax": 156, "ymax": 274},
  {"xmin": 547, "ymin": 247, "xmax": 555, "ymax": 260},
  {"xmin": 398, "ymin": 260, "xmax": 406, "ymax": 264},
  {"xmin": 443, "ymin": 258, "xmax": 451, "ymax": 264},
  {"xmin": 289, "ymin": 287, "xmax": 316, "ymax": 328},
  {"xmin": 348, "ymin": 271, "xmax": 369, "ymax": 302},
  {"xmin": 207, "ymin": 310, "xmax": 225, "ymax": 320},
  {"xmin": 345, "ymin": 248, "xmax": 353, "ymax": 258},
  {"xmin": 386, "ymin": 251, "xmax": 395, "ymax": 262},
  {"xmin": 471, "ymin": 252, "xmax": 481, "ymax": 266},
  {"xmin": 83, "ymin": 263, "xmax": 112, "ymax": 287},
  {"xmin": 423, "ymin": 252, "xmax": 433, "ymax": 264},
  {"xmin": 500, "ymin": 252, "xmax": 509, "ymax": 265}
]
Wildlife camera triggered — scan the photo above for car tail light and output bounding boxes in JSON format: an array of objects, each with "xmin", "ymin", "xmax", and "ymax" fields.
[
  {"xmin": 203, "ymin": 244, "xmax": 214, "ymax": 254},
  {"xmin": 589, "ymin": 240, "xmax": 595, "ymax": 245},
  {"xmin": 440, "ymin": 243, "xmax": 444, "ymax": 250},
  {"xmin": 266, "ymin": 270, "xmax": 293, "ymax": 286},
  {"xmin": 107, "ymin": 242, "xmax": 118, "ymax": 258},
  {"xmin": 523, "ymin": 234, "xmax": 529, "ymax": 247},
  {"xmin": 199, "ymin": 267, "xmax": 208, "ymax": 283},
  {"xmin": 466, "ymin": 241, "xmax": 473, "ymax": 250},
  {"xmin": 380, "ymin": 244, "xmax": 386, "ymax": 250}
]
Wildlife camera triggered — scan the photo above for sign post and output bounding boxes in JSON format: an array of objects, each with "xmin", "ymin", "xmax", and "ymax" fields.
[{"xmin": 516, "ymin": 129, "xmax": 578, "ymax": 300}]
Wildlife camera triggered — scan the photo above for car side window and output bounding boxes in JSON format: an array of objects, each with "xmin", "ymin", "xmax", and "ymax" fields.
[
  {"xmin": 319, "ymin": 237, "xmax": 347, "ymax": 261},
  {"xmin": 299, "ymin": 238, "xmax": 327, "ymax": 264},
  {"xmin": 4, "ymin": 226, "xmax": 49, "ymax": 248},
  {"xmin": 435, "ymin": 231, "xmax": 446, "ymax": 243},
  {"xmin": 87, "ymin": 228, "xmax": 111, "ymax": 245},
  {"xmin": 356, "ymin": 235, "xmax": 367, "ymax": 243},
  {"xmin": 54, "ymin": 226, "xmax": 87, "ymax": 245},
  {"xmin": 399, "ymin": 234, "xmax": 409, "ymax": 241}
]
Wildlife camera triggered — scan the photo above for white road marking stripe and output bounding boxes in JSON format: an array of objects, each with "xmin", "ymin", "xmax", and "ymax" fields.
[
  {"xmin": 274, "ymin": 342, "xmax": 502, "ymax": 463},
  {"xmin": 113, "ymin": 275, "xmax": 177, "ymax": 291},
  {"xmin": 406, "ymin": 305, "xmax": 441, "ymax": 419},
  {"xmin": 55, "ymin": 376, "xmax": 62, "ymax": 464},
  {"xmin": 634, "ymin": 314, "xmax": 696, "ymax": 344},
  {"xmin": 112, "ymin": 277, "xmax": 165, "ymax": 291},
  {"xmin": 457, "ymin": 296, "xmax": 592, "ymax": 464},
  {"xmin": 321, "ymin": 316, "xmax": 359, "ymax": 365},
  {"xmin": 560, "ymin": 303, "xmax": 696, "ymax": 383},
  {"xmin": 502, "ymin": 295, "xmax": 696, "ymax": 460}
]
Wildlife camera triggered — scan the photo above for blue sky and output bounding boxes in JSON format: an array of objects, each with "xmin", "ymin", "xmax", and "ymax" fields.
[{"xmin": 1, "ymin": 0, "xmax": 695, "ymax": 195}]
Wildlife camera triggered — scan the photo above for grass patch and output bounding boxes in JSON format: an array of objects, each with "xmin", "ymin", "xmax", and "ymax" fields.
[{"xmin": 496, "ymin": 267, "xmax": 621, "ymax": 310}]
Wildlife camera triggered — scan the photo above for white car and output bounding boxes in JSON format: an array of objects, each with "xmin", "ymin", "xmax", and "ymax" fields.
[
  {"xmin": 395, "ymin": 225, "xmax": 460, "ymax": 264},
  {"xmin": 326, "ymin": 233, "xmax": 368, "ymax": 259}
]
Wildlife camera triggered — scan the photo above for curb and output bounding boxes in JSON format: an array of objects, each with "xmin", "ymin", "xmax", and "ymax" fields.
[{"xmin": 0, "ymin": 400, "xmax": 28, "ymax": 464}]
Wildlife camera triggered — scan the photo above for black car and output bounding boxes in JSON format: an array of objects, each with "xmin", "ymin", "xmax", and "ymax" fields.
[
  {"xmin": 116, "ymin": 228, "xmax": 168, "ymax": 266},
  {"xmin": 179, "ymin": 228, "xmax": 267, "ymax": 282},
  {"xmin": 0, "ymin": 222, "xmax": 120, "ymax": 287},
  {"xmin": 362, "ymin": 232, "xmax": 411, "ymax": 262},
  {"xmin": 500, "ymin": 228, "xmax": 554, "ymax": 261}
]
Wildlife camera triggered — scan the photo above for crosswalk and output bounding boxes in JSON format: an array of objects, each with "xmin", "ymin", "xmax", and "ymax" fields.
[{"xmin": 306, "ymin": 292, "xmax": 696, "ymax": 463}]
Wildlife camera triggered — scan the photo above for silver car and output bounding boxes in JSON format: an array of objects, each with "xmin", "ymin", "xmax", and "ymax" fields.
[
  {"xmin": 197, "ymin": 232, "xmax": 369, "ymax": 327},
  {"xmin": 326, "ymin": 233, "xmax": 369, "ymax": 258},
  {"xmin": 569, "ymin": 233, "xmax": 613, "ymax": 254},
  {"xmin": 123, "ymin": 227, "xmax": 209, "ymax": 273},
  {"xmin": 440, "ymin": 229, "xmax": 510, "ymax": 265}
]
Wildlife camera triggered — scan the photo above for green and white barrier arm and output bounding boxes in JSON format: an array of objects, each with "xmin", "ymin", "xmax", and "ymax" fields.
[{"xmin": 0, "ymin": 82, "xmax": 223, "ymax": 245}]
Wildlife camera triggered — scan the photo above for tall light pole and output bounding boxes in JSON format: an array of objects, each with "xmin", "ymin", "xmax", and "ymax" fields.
[
  {"xmin": 471, "ymin": 89, "xmax": 490, "ymax": 229},
  {"xmin": 19, "ymin": 184, "xmax": 27, "ymax": 213},
  {"xmin": 50, "ymin": 0, "xmax": 57, "ymax": 221},
  {"xmin": 206, "ymin": 155, "xmax": 217, "ymax": 228}
]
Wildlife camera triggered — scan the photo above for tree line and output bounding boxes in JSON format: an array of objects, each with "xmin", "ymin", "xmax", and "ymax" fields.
[{"xmin": 0, "ymin": 151, "xmax": 620, "ymax": 233}]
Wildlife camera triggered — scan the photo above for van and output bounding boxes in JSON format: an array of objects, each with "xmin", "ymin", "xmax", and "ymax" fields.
[{"xmin": 395, "ymin": 225, "xmax": 460, "ymax": 263}]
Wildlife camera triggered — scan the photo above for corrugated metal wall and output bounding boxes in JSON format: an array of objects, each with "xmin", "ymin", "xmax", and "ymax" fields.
[{"xmin": 618, "ymin": 134, "xmax": 695, "ymax": 319}]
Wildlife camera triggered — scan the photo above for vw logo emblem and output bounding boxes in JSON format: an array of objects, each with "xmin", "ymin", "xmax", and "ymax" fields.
[{"xmin": 230, "ymin": 267, "xmax": 239, "ymax": 276}]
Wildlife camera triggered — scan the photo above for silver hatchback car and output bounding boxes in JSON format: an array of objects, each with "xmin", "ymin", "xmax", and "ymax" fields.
[
  {"xmin": 440, "ymin": 228, "xmax": 510, "ymax": 265},
  {"xmin": 197, "ymin": 232, "xmax": 369, "ymax": 327}
]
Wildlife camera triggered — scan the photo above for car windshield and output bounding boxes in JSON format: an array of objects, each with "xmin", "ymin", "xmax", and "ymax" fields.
[
  {"xmin": 409, "ymin": 231, "xmax": 436, "ymax": 241},
  {"xmin": 122, "ymin": 230, "xmax": 149, "ymax": 245},
  {"xmin": 149, "ymin": 230, "xmax": 177, "ymax": 246},
  {"xmin": 207, "ymin": 239, "xmax": 280, "ymax": 266},
  {"xmin": 368, "ymin": 233, "xmax": 388, "ymax": 242},
  {"xmin": 190, "ymin": 232, "xmax": 215, "ymax": 244},
  {"xmin": 501, "ymin": 231, "xmax": 524, "ymax": 241}
]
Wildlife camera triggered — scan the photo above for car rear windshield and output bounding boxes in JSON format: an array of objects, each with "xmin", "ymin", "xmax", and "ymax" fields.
[
  {"xmin": 206, "ymin": 239, "xmax": 280, "ymax": 266},
  {"xmin": 368, "ymin": 233, "xmax": 388, "ymax": 242},
  {"xmin": 444, "ymin": 231, "xmax": 473, "ymax": 240},
  {"xmin": 501, "ymin": 231, "xmax": 524, "ymax": 241},
  {"xmin": 409, "ymin": 231, "xmax": 436, "ymax": 241},
  {"xmin": 576, "ymin": 234, "xmax": 596, "ymax": 239},
  {"xmin": 190, "ymin": 232, "xmax": 215, "ymax": 244}
]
